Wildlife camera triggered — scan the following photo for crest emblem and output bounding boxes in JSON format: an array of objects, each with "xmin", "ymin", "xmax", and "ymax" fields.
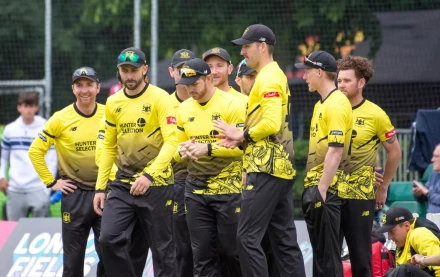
[
  {"xmin": 63, "ymin": 212, "xmax": 71, "ymax": 223},
  {"xmin": 211, "ymin": 48, "xmax": 221, "ymax": 54},
  {"xmin": 180, "ymin": 51, "xmax": 190, "ymax": 59},
  {"xmin": 382, "ymin": 214, "xmax": 387, "ymax": 224}
]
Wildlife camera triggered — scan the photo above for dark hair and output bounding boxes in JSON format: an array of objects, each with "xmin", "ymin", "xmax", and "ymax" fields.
[
  {"xmin": 18, "ymin": 92, "xmax": 39, "ymax": 106},
  {"xmin": 267, "ymin": 44, "xmax": 274, "ymax": 55},
  {"xmin": 337, "ymin": 55, "xmax": 374, "ymax": 83}
]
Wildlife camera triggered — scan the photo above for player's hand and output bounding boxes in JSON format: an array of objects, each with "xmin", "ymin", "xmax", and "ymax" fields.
[
  {"xmin": 0, "ymin": 178, "xmax": 8, "ymax": 195},
  {"xmin": 213, "ymin": 120, "xmax": 244, "ymax": 141},
  {"xmin": 51, "ymin": 179, "xmax": 77, "ymax": 194},
  {"xmin": 375, "ymin": 186, "xmax": 387, "ymax": 210},
  {"xmin": 93, "ymin": 192, "xmax": 105, "ymax": 216},
  {"xmin": 374, "ymin": 167, "xmax": 383, "ymax": 187},
  {"xmin": 130, "ymin": 175, "xmax": 151, "ymax": 196},
  {"xmin": 179, "ymin": 139, "xmax": 207, "ymax": 160},
  {"xmin": 318, "ymin": 184, "xmax": 327, "ymax": 202},
  {"xmin": 411, "ymin": 254, "xmax": 425, "ymax": 267},
  {"xmin": 217, "ymin": 138, "xmax": 242, "ymax": 149}
]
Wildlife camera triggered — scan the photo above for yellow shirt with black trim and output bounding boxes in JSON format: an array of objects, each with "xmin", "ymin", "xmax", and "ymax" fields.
[
  {"xmin": 175, "ymin": 89, "xmax": 245, "ymax": 195},
  {"xmin": 304, "ymin": 89, "xmax": 353, "ymax": 194},
  {"xmin": 228, "ymin": 86, "xmax": 248, "ymax": 104},
  {"xmin": 170, "ymin": 91, "xmax": 188, "ymax": 182},
  {"xmin": 339, "ymin": 99, "xmax": 395, "ymax": 200},
  {"xmin": 243, "ymin": 62, "xmax": 295, "ymax": 180},
  {"xmin": 96, "ymin": 84, "xmax": 177, "ymax": 191},
  {"xmin": 395, "ymin": 219, "xmax": 440, "ymax": 276},
  {"xmin": 96, "ymin": 115, "xmax": 117, "ymax": 181},
  {"xmin": 28, "ymin": 103, "xmax": 104, "ymax": 190}
]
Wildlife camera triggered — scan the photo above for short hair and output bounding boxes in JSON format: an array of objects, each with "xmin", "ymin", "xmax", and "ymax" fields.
[
  {"xmin": 267, "ymin": 44, "xmax": 274, "ymax": 55},
  {"xmin": 18, "ymin": 92, "xmax": 39, "ymax": 106},
  {"xmin": 337, "ymin": 55, "xmax": 374, "ymax": 83},
  {"xmin": 325, "ymin": 71, "xmax": 337, "ymax": 81}
]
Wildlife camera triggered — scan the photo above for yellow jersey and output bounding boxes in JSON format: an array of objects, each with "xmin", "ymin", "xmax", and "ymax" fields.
[
  {"xmin": 339, "ymin": 99, "xmax": 395, "ymax": 200},
  {"xmin": 304, "ymin": 89, "xmax": 353, "ymax": 194},
  {"xmin": 96, "ymin": 115, "xmax": 118, "ymax": 181},
  {"xmin": 29, "ymin": 103, "xmax": 104, "ymax": 190},
  {"xmin": 243, "ymin": 61, "xmax": 295, "ymax": 180},
  {"xmin": 96, "ymin": 84, "xmax": 177, "ymax": 191},
  {"xmin": 175, "ymin": 89, "xmax": 245, "ymax": 195},
  {"xmin": 170, "ymin": 91, "xmax": 188, "ymax": 182},
  {"xmin": 395, "ymin": 219, "xmax": 440, "ymax": 276},
  {"xmin": 228, "ymin": 86, "xmax": 248, "ymax": 103}
]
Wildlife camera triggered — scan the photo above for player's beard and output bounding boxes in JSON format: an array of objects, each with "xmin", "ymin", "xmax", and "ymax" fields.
[{"xmin": 124, "ymin": 77, "xmax": 144, "ymax": 91}]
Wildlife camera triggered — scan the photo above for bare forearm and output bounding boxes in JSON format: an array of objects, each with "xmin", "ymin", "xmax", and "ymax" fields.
[
  {"xmin": 319, "ymin": 148, "xmax": 343, "ymax": 189},
  {"xmin": 382, "ymin": 149, "xmax": 401, "ymax": 189}
]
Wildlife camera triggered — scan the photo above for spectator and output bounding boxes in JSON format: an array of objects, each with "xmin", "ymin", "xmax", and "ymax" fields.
[
  {"xmin": 0, "ymin": 92, "xmax": 57, "ymax": 220},
  {"xmin": 413, "ymin": 144, "xmax": 440, "ymax": 213},
  {"xmin": 377, "ymin": 207, "xmax": 440, "ymax": 276}
]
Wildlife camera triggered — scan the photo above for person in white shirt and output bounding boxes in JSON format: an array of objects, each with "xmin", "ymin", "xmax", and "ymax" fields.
[{"xmin": 0, "ymin": 92, "xmax": 57, "ymax": 220}]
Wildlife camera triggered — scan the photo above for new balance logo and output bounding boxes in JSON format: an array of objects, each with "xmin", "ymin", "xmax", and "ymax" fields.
[
  {"xmin": 116, "ymin": 107, "xmax": 122, "ymax": 113},
  {"xmin": 70, "ymin": 127, "xmax": 77, "ymax": 131},
  {"xmin": 235, "ymin": 207, "xmax": 241, "ymax": 213},
  {"xmin": 314, "ymin": 202, "xmax": 322, "ymax": 208},
  {"xmin": 165, "ymin": 200, "xmax": 173, "ymax": 206},
  {"xmin": 188, "ymin": 117, "xmax": 195, "ymax": 122},
  {"xmin": 362, "ymin": 211, "xmax": 370, "ymax": 216},
  {"xmin": 246, "ymin": 185, "xmax": 253, "ymax": 190}
]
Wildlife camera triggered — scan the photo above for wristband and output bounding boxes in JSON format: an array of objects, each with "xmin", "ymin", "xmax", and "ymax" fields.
[{"xmin": 421, "ymin": 256, "xmax": 427, "ymax": 267}]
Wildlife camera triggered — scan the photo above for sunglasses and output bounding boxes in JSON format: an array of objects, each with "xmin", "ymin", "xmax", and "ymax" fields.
[
  {"xmin": 303, "ymin": 56, "xmax": 325, "ymax": 70},
  {"xmin": 118, "ymin": 52, "xmax": 145, "ymax": 64},
  {"xmin": 180, "ymin": 67, "xmax": 204, "ymax": 77},
  {"xmin": 72, "ymin": 67, "xmax": 98, "ymax": 80}
]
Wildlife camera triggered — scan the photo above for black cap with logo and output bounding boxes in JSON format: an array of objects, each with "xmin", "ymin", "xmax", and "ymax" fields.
[
  {"xmin": 237, "ymin": 60, "xmax": 256, "ymax": 77},
  {"xmin": 171, "ymin": 49, "xmax": 196, "ymax": 67},
  {"xmin": 117, "ymin": 47, "xmax": 147, "ymax": 68},
  {"xmin": 72, "ymin": 66, "xmax": 99, "ymax": 84},
  {"xmin": 294, "ymin": 50, "xmax": 337, "ymax": 73},
  {"xmin": 376, "ymin": 207, "xmax": 414, "ymax": 233},
  {"xmin": 202, "ymin": 47, "xmax": 232, "ymax": 64},
  {"xmin": 177, "ymin": 58, "xmax": 211, "ymax": 85},
  {"xmin": 232, "ymin": 24, "xmax": 276, "ymax": 46}
]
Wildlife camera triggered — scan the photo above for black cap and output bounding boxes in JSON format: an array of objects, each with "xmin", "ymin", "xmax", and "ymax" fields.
[
  {"xmin": 72, "ymin": 66, "xmax": 99, "ymax": 84},
  {"xmin": 171, "ymin": 49, "xmax": 196, "ymax": 67},
  {"xmin": 232, "ymin": 24, "xmax": 276, "ymax": 46},
  {"xmin": 117, "ymin": 47, "xmax": 146, "ymax": 68},
  {"xmin": 177, "ymin": 58, "xmax": 211, "ymax": 85},
  {"xmin": 237, "ymin": 60, "xmax": 256, "ymax": 77},
  {"xmin": 376, "ymin": 207, "xmax": 414, "ymax": 233},
  {"xmin": 202, "ymin": 47, "xmax": 232, "ymax": 64},
  {"xmin": 294, "ymin": 50, "xmax": 337, "ymax": 72}
]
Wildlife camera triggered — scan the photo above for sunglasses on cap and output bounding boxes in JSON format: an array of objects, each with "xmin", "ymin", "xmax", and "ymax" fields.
[
  {"xmin": 72, "ymin": 67, "xmax": 98, "ymax": 79},
  {"xmin": 180, "ymin": 68, "xmax": 205, "ymax": 77},
  {"xmin": 303, "ymin": 56, "xmax": 326, "ymax": 69},
  {"xmin": 118, "ymin": 52, "xmax": 145, "ymax": 64}
]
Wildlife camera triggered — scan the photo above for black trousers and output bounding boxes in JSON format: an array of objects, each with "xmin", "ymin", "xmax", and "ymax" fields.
[
  {"xmin": 385, "ymin": 265, "xmax": 434, "ymax": 277},
  {"xmin": 61, "ymin": 188, "xmax": 105, "ymax": 277},
  {"xmin": 340, "ymin": 199, "xmax": 375, "ymax": 277},
  {"xmin": 185, "ymin": 190, "xmax": 242, "ymax": 277},
  {"xmin": 99, "ymin": 181, "xmax": 174, "ymax": 277},
  {"xmin": 173, "ymin": 178, "xmax": 193, "ymax": 277},
  {"xmin": 237, "ymin": 173, "xmax": 305, "ymax": 277},
  {"xmin": 302, "ymin": 185, "xmax": 343, "ymax": 277}
]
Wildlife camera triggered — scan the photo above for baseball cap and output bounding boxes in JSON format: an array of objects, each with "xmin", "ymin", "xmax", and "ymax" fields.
[
  {"xmin": 72, "ymin": 66, "xmax": 99, "ymax": 84},
  {"xmin": 177, "ymin": 58, "xmax": 211, "ymax": 85},
  {"xmin": 294, "ymin": 50, "xmax": 337, "ymax": 72},
  {"xmin": 171, "ymin": 49, "xmax": 196, "ymax": 67},
  {"xmin": 376, "ymin": 207, "xmax": 414, "ymax": 233},
  {"xmin": 237, "ymin": 60, "xmax": 255, "ymax": 77},
  {"xmin": 202, "ymin": 47, "xmax": 232, "ymax": 64},
  {"xmin": 117, "ymin": 47, "xmax": 146, "ymax": 68},
  {"xmin": 232, "ymin": 24, "xmax": 276, "ymax": 46}
]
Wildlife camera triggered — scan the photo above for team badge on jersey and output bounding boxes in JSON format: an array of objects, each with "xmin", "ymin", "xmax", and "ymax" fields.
[
  {"xmin": 142, "ymin": 103, "xmax": 151, "ymax": 114},
  {"xmin": 62, "ymin": 212, "xmax": 71, "ymax": 223}
]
